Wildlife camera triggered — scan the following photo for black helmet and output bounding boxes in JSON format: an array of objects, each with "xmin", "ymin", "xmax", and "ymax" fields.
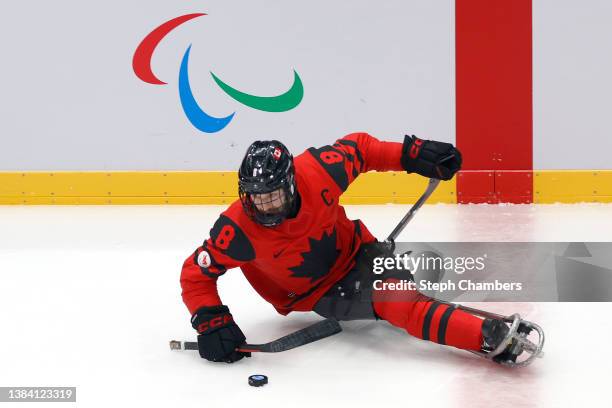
[{"xmin": 238, "ymin": 140, "xmax": 297, "ymax": 227}]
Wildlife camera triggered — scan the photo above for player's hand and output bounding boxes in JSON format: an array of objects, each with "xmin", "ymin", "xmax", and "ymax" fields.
[
  {"xmin": 191, "ymin": 305, "xmax": 251, "ymax": 363},
  {"xmin": 400, "ymin": 135, "xmax": 462, "ymax": 180}
]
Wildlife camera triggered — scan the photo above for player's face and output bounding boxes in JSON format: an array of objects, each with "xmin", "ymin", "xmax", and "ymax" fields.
[{"xmin": 251, "ymin": 189, "xmax": 287, "ymax": 215}]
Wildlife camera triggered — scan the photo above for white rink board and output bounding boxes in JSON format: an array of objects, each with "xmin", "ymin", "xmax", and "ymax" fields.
[
  {"xmin": 0, "ymin": 0, "xmax": 454, "ymax": 170},
  {"xmin": 3, "ymin": 1, "xmax": 612, "ymax": 170}
]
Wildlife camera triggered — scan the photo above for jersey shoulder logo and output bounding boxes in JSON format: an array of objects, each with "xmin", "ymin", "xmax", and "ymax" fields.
[
  {"xmin": 194, "ymin": 245, "xmax": 226, "ymax": 278},
  {"xmin": 197, "ymin": 250, "xmax": 212, "ymax": 268}
]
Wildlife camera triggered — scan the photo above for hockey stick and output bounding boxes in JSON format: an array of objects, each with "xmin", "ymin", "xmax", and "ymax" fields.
[
  {"xmin": 385, "ymin": 177, "xmax": 441, "ymax": 244},
  {"xmin": 385, "ymin": 153, "xmax": 459, "ymax": 243},
  {"xmin": 170, "ymin": 318, "xmax": 342, "ymax": 353}
]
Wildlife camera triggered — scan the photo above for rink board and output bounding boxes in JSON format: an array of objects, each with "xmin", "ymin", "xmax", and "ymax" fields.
[{"xmin": 0, "ymin": 170, "xmax": 611, "ymax": 204}]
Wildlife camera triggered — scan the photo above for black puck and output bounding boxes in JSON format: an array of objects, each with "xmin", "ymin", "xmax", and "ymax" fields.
[{"xmin": 248, "ymin": 374, "xmax": 268, "ymax": 387}]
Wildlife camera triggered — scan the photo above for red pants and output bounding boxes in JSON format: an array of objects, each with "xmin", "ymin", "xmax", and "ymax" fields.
[{"xmin": 373, "ymin": 291, "xmax": 484, "ymax": 351}]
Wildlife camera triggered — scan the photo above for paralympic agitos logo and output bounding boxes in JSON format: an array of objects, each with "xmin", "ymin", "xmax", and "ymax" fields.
[{"xmin": 132, "ymin": 13, "xmax": 304, "ymax": 133}]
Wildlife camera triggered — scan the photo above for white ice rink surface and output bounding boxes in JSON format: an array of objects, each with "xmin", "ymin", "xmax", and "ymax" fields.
[{"xmin": 1, "ymin": 203, "xmax": 612, "ymax": 408}]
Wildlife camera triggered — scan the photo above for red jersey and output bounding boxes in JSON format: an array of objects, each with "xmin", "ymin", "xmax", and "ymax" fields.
[{"xmin": 180, "ymin": 133, "xmax": 404, "ymax": 315}]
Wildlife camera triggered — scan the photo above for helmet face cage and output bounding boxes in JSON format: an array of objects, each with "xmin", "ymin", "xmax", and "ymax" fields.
[
  {"xmin": 238, "ymin": 141, "xmax": 297, "ymax": 227},
  {"xmin": 239, "ymin": 173, "xmax": 295, "ymax": 227}
]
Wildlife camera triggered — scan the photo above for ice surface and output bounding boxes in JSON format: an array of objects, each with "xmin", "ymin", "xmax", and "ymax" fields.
[{"xmin": 1, "ymin": 203, "xmax": 611, "ymax": 408}]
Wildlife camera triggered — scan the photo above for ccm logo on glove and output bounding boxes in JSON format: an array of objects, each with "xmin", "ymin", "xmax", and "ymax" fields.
[
  {"xmin": 196, "ymin": 314, "xmax": 234, "ymax": 333},
  {"xmin": 409, "ymin": 137, "xmax": 423, "ymax": 159}
]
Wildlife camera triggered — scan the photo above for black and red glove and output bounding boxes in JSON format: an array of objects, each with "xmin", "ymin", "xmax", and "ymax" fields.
[
  {"xmin": 400, "ymin": 135, "xmax": 462, "ymax": 181},
  {"xmin": 191, "ymin": 305, "xmax": 250, "ymax": 363}
]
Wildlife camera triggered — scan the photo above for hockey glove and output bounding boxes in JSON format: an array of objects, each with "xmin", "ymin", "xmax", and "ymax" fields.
[
  {"xmin": 400, "ymin": 135, "xmax": 462, "ymax": 180},
  {"xmin": 191, "ymin": 305, "xmax": 250, "ymax": 363}
]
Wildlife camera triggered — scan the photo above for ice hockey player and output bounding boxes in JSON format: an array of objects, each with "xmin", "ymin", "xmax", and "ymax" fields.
[{"xmin": 180, "ymin": 133, "xmax": 521, "ymax": 364}]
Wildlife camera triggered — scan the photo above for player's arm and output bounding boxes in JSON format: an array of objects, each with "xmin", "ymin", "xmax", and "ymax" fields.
[
  {"xmin": 180, "ymin": 214, "xmax": 256, "ymax": 363},
  {"xmin": 180, "ymin": 241, "xmax": 234, "ymax": 313},
  {"xmin": 335, "ymin": 132, "xmax": 462, "ymax": 182}
]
